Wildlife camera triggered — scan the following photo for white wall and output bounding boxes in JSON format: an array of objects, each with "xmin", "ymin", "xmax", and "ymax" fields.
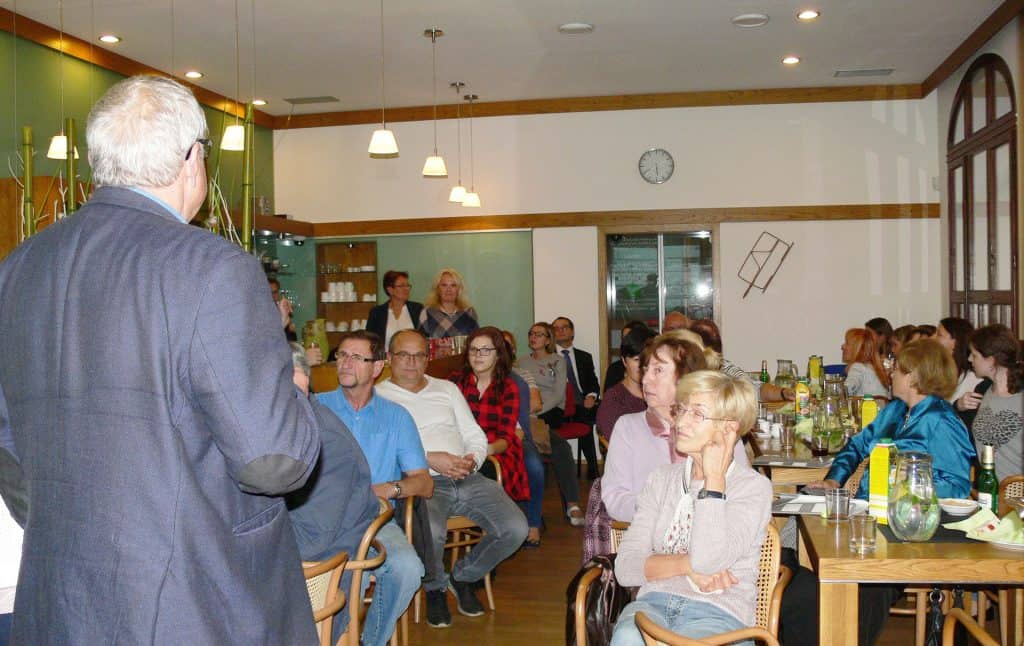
[{"xmin": 273, "ymin": 98, "xmax": 943, "ymax": 376}]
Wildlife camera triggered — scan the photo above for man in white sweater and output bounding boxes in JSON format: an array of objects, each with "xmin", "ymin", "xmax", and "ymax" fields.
[{"xmin": 377, "ymin": 330, "xmax": 527, "ymax": 630}]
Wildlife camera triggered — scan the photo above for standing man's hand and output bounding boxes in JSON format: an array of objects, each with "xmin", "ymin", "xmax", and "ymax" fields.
[{"xmin": 277, "ymin": 297, "xmax": 293, "ymax": 328}]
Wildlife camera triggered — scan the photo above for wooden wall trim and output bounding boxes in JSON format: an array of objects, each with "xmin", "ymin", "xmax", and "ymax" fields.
[
  {"xmin": 273, "ymin": 85, "xmax": 924, "ymax": 130},
  {"xmin": 0, "ymin": 7, "xmax": 275, "ymax": 129},
  {"xmin": 309, "ymin": 203, "xmax": 939, "ymax": 237},
  {"xmin": 253, "ymin": 215, "xmax": 313, "ymax": 237},
  {"xmin": 921, "ymin": 0, "xmax": 1024, "ymax": 97}
]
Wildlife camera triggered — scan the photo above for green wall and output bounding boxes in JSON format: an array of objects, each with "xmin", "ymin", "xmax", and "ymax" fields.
[
  {"xmin": 0, "ymin": 30, "xmax": 274, "ymax": 210},
  {"xmin": 310, "ymin": 231, "xmax": 536, "ymax": 348}
]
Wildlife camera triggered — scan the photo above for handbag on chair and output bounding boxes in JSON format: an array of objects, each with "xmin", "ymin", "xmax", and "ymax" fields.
[{"xmin": 564, "ymin": 553, "xmax": 634, "ymax": 646}]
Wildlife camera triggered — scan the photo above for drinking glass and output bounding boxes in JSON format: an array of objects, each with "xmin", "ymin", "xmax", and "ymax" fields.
[
  {"xmin": 779, "ymin": 423, "xmax": 795, "ymax": 450},
  {"xmin": 825, "ymin": 489, "xmax": 851, "ymax": 522},
  {"xmin": 810, "ymin": 433, "xmax": 830, "ymax": 458},
  {"xmin": 849, "ymin": 514, "xmax": 877, "ymax": 553}
]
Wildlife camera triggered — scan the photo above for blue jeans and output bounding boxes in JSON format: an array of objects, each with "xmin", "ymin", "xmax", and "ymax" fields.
[
  {"xmin": 0, "ymin": 612, "xmax": 10, "ymax": 646},
  {"xmin": 333, "ymin": 521, "xmax": 423, "ymax": 646},
  {"xmin": 611, "ymin": 592, "xmax": 750, "ymax": 646},
  {"xmin": 521, "ymin": 438, "xmax": 545, "ymax": 528},
  {"xmin": 423, "ymin": 473, "xmax": 528, "ymax": 592}
]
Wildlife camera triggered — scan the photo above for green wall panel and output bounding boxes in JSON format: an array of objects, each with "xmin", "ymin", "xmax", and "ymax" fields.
[
  {"xmin": 0, "ymin": 30, "xmax": 274, "ymax": 211},
  {"xmin": 314, "ymin": 231, "xmax": 535, "ymax": 350}
]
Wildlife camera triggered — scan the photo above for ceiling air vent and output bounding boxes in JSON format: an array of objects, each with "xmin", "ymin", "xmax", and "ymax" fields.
[
  {"xmin": 833, "ymin": 68, "xmax": 894, "ymax": 78},
  {"xmin": 283, "ymin": 96, "xmax": 340, "ymax": 105}
]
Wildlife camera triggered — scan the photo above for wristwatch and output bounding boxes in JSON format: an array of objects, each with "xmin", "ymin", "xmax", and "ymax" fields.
[
  {"xmin": 697, "ymin": 489, "xmax": 726, "ymax": 500},
  {"xmin": 391, "ymin": 481, "xmax": 402, "ymax": 498}
]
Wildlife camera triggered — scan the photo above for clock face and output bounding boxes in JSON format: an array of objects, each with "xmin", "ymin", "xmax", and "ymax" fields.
[{"xmin": 638, "ymin": 148, "xmax": 674, "ymax": 184}]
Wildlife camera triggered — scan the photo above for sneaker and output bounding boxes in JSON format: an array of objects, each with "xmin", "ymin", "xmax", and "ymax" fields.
[
  {"xmin": 448, "ymin": 578, "xmax": 485, "ymax": 617},
  {"xmin": 425, "ymin": 589, "xmax": 452, "ymax": 628},
  {"xmin": 566, "ymin": 505, "xmax": 585, "ymax": 527}
]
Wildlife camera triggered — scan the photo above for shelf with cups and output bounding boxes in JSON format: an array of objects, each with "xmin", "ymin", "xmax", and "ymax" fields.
[{"xmin": 315, "ymin": 241, "xmax": 378, "ymax": 342}]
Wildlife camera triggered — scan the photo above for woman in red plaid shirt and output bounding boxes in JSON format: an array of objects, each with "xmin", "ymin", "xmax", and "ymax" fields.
[{"xmin": 451, "ymin": 327, "xmax": 530, "ymax": 502}]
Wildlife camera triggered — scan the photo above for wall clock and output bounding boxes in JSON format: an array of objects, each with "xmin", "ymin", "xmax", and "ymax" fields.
[{"xmin": 638, "ymin": 148, "xmax": 674, "ymax": 184}]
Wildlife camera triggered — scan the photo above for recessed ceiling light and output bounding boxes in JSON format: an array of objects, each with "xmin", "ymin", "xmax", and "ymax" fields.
[
  {"xmin": 252, "ymin": 99, "xmax": 267, "ymax": 106},
  {"xmin": 98, "ymin": 34, "xmax": 121, "ymax": 44},
  {"xmin": 731, "ymin": 13, "xmax": 770, "ymax": 28},
  {"xmin": 184, "ymin": 70, "xmax": 203, "ymax": 79},
  {"xmin": 558, "ymin": 22, "xmax": 594, "ymax": 35},
  {"xmin": 797, "ymin": 9, "xmax": 820, "ymax": 21},
  {"xmin": 782, "ymin": 56, "xmax": 801, "ymax": 65}
]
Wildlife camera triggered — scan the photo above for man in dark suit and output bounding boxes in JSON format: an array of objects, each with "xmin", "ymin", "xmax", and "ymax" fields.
[
  {"xmin": 0, "ymin": 75, "xmax": 321, "ymax": 644},
  {"xmin": 552, "ymin": 316, "xmax": 602, "ymax": 479},
  {"xmin": 366, "ymin": 270, "xmax": 425, "ymax": 347}
]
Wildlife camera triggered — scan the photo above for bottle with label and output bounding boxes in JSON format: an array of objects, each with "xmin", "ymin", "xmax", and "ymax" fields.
[
  {"xmin": 860, "ymin": 395, "xmax": 878, "ymax": 430},
  {"xmin": 869, "ymin": 439, "xmax": 897, "ymax": 525},
  {"xmin": 759, "ymin": 360, "xmax": 770, "ymax": 384},
  {"xmin": 794, "ymin": 378, "xmax": 811, "ymax": 421},
  {"xmin": 976, "ymin": 444, "xmax": 999, "ymax": 513}
]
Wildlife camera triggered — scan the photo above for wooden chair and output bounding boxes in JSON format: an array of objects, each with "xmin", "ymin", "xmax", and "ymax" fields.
[
  {"xmin": 303, "ymin": 550, "xmax": 350, "ymax": 646},
  {"xmin": 942, "ymin": 608, "xmax": 999, "ymax": 646},
  {"xmin": 610, "ymin": 520, "xmax": 630, "ymax": 554},
  {"xmin": 843, "ymin": 458, "xmax": 869, "ymax": 496},
  {"xmin": 598, "ymin": 524, "xmax": 791, "ymax": 646},
  {"xmin": 969, "ymin": 473, "xmax": 1024, "ymax": 645},
  {"xmin": 339, "ymin": 497, "xmax": 393, "ymax": 646},
  {"xmin": 997, "ymin": 473, "xmax": 1024, "ymax": 516}
]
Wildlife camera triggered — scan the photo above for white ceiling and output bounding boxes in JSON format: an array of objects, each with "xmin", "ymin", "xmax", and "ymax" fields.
[{"xmin": 0, "ymin": 0, "xmax": 1004, "ymax": 116}]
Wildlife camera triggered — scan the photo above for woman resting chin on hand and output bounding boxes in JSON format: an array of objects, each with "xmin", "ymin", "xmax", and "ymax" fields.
[{"xmin": 610, "ymin": 371, "xmax": 773, "ymax": 646}]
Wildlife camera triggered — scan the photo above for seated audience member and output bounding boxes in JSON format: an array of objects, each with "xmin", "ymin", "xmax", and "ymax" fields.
[
  {"xmin": 963, "ymin": 324, "xmax": 1024, "ymax": 478},
  {"xmin": 865, "ymin": 316, "xmax": 895, "ymax": 362},
  {"xmin": 377, "ymin": 331, "xmax": 528, "ymax": 628},
  {"xmin": 450, "ymin": 327, "xmax": 529, "ymax": 507},
  {"xmin": 604, "ymin": 320, "xmax": 650, "ymax": 393},
  {"xmin": 551, "ymin": 316, "xmax": 602, "ymax": 480},
  {"xmin": 934, "ymin": 317, "xmax": 982, "ymax": 417},
  {"xmin": 270, "ymin": 275, "xmax": 322, "ymax": 365},
  {"xmin": 688, "ymin": 318, "xmax": 792, "ymax": 402},
  {"xmin": 367, "ymin": 270, "xmax": 424, "ymax": 347},
  {"xmin": 502, "ymin": 330, "xmax": 546, "ymax": 548},
  {"xmin": 916, "ymin": 324, "xmax": 937, "ymax": 338},
  {"xmin": 892, "ymin": 324, "xmax": 917, "ymax": 356},
  {"xmin": 516, "ymin": 322, "xmax": 586, "ymax": 526},
  {"xmin": 313, "ymin": 333, "xmax": 433, "ymax": 646},
  {"xmin": 842, "ymin": 327, "xmax": 891, "ymax": 398},
  {"xmin": 789, "ymin": 339, "xmax": 975, "ymax": 644},
  {"xmin": 418, "ymin": 268, "xmax": 479, "ymax": 339},
  {"xmin": 611, "ymin": 371, "xmax": 771, "ymax": 645},
  {"xmin": 0, "ymin": 496, "xmax": 21, "ymax": 645},
  {"xmin": 661, "ymin": 310, "xmax": 690, "ymax": 332},
  {"xmin": 597, "ymin": 326, "xmax": 655, "ymax": 440},
  {"xmin": 284, "ymin": 342, "xmax": 381, "ymax": 644}
]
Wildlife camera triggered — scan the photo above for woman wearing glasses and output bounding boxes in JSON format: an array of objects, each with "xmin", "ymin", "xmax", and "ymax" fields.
[
  {"xmin": 612, "ymin": 371, "xmax": 771, "ymax": 645},
  {"xmin": 451, "ymin": 327, "xmax": 528, "ymax": 505},
  {"xmin": 367, "ymin": 270, "xmax": 424, "ymax": 347}
]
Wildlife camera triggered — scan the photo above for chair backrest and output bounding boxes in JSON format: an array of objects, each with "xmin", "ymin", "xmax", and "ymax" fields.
[
  {"xmin": 564, "ymin": 380, "xmax": 577, "ymax": 418},
  {"xmin": 998, "ymin": 474, "xmax": 1024, "ymax": 516},
  {"xmin": 844, "ymin": 458, "xmax": 869, "ymax": 496},
  {"xmin": 754, "ymin": 523, "xmax": 782, "ymax": 632},
  {"xmin": 609, "ymin": 521, "xmax": 630, "ymax": 554},
  {"xmin": 341, "ymin": 497, "xmax": 394, "ymax": 646},
  {"xmin": 303, "ymin": 550, "xmax": 349, "ymax": 646}
]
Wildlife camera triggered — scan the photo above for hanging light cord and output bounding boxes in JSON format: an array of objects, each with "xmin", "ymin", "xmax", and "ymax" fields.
[
  {"xmin": 250, "ymin": 0, "xmax": 256, "ymax": 106},
  {"xmin": 170, "ymin": 0, "xmax": 175, "ymax": 76},
  {"xmin": 233, "ymin": 0, "xmax": 240, "ymax": 123},
  {"xmin": 467, "ymin": 95, "xmax": 475, "ymax": 190},
  {"xmin": 430, "ymin": 31, "xmax": 438, "ymax": 153},
  {"xmin": 379, "ymin": 0, "xmax": 386, "ymax": 127},
  {"xmin": 455, "ymin": 87, "xmax": 462, "ymax": 183},
  {"xmin": 58, "ymin": 0, "xmax": 65, "ymax": 128}
]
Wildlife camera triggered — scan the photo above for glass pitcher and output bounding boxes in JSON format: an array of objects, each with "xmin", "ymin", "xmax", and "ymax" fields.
[
  {"xmin": 887, "ymin": 452, "xmax": 940, "ymax": 542},
  {"xmin": 774, "ymin": 359, "xmax": 795, "ymax": 389}
]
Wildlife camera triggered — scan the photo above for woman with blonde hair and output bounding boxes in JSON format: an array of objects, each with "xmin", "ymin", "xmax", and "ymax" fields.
[
  {"xmin": 842, "ymin": 327, "xmax": 890, "ymax": 398},
  {"xmin": 417, "ymin": 267, "xmax": 479, "ymax": 338}
]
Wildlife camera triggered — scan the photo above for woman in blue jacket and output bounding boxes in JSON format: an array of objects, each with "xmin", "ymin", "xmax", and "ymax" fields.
[{"xmin": 817, "ymin": 337, "xmax": 975, "ymax": 500}]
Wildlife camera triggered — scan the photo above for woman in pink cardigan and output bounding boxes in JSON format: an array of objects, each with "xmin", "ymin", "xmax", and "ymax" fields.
[{"xmin": 611, "ymin": 371, "xmax": 772, "ymax": 646}]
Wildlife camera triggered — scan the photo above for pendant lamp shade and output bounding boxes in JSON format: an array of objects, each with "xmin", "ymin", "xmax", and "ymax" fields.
[
  {"xmin": 422, "ymin": 155, "xmax": 448, "ymax": 177},
  {"xmin": 448, "ymin": 184, "xmax": 467, "ymax": 203},
  {"xmin": 461, "ymin": 191, "xmax": 481, "ymax": 208},
  {"xmin": 221, "ymin": 124, "xmax": 245, "ymax": 151},
  {"xmin": 46, "ymin": 134, "xmax": 79, "ymax": 159},
  {"xmin": 368, "ymin": 128, "xmax": 399, "ymax": 155}
]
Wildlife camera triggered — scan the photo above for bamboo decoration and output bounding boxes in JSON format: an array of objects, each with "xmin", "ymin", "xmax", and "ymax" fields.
[
  {"xmin": 64, "ymin": 117, "xmax": 77, "ymax": 215},
  {"xmin": 21, "ymin": 126, "xmax": 35, "ymax": 240},
  {"xmin": 240, "ymin": 102, "xmax": 254, "ymax": 252}
]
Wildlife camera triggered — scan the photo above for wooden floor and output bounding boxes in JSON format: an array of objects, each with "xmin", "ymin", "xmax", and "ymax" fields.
[{"xmin": 402, "ymin": 469, "xmax": 981, "ymax": 646}]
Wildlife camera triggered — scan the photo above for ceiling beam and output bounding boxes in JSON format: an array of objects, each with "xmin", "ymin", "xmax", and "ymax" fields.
[
  {"xmin": 921, "ymin": 0, "xmax": 1024, "ymax": 96},
  {"xmin": 0, "ymin": 7, "xmax": 275, "ymax": 129},
  {"xmin": 273, "ymin": 84, "xmax": 924, "ymax": 130}
]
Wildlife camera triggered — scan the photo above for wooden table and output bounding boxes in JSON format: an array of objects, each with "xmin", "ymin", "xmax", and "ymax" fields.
[
  {"xmin": 749, "ymin": 435, "xmax": 831, "ymax": 489},
  {"xmin": 799, "ymin": 516, "xmax": 1024, "ymax": 645}
]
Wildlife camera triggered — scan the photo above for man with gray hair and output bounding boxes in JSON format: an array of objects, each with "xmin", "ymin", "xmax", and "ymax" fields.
[{"xmin": 0, "ymin": 76, "xmax": 322, "ymax": 643}]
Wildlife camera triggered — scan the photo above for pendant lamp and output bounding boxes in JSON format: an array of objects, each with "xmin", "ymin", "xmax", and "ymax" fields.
[
  {"xmin": 47, "ymin": 0, "xmax": 78, "ymax": 160},
  {"xmin": 368, "ymin": 0, "xmax": 398, "ymax": 156},
  {"xmin": 421, "ymin": 28, "xmax": 447, "ymax": 177},
  {"xmin": 221, "ymin": 0, "xmax": 244, "ymax": 151},
  {"xmin": 448, "ymin": 81, "xmax": 466, "ymax": 202},
  {"xmin": 461, "ymin": 94, "xmax": 480, "ymax": 208}
]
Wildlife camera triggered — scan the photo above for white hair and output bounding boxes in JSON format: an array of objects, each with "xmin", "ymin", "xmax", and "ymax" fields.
[{"xmin": 87, "ymin": 75, "xmax": 208, "ymax": 188}]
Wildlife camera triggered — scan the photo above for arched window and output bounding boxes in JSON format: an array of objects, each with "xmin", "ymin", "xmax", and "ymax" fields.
[{"xmin": 947, "ymin": 53, "xmax": 1017, "ymax": 330}]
